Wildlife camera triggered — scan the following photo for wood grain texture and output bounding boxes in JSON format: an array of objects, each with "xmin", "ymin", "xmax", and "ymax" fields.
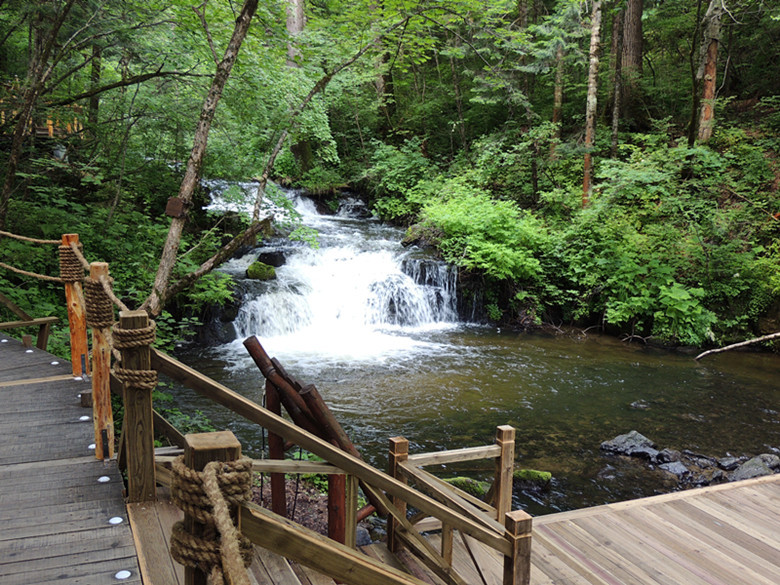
[{"xmin": 0, "ymin": 336, "xmax": 140, "ymax": 585}]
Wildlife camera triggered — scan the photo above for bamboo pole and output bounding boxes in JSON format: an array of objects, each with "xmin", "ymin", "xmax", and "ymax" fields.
[
  {"xmin": 61, "ymin": 233, "xmax": 89, "ymax": 377},
  {"xmin": 89, "ymin": 262, "xmax": 114, "ymax": 460}
]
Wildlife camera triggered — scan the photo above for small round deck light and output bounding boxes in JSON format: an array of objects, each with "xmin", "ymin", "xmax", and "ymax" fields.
[
  {"xmin": 114, "ymin": 570, "xmax": 132, "ymax": 580},
  {"xmin": 51, "ymin": 360, "xmax": 59, "ymax": 365},
  {"xmin": 88, "ymin": 443, "xmax": 96, "ymax": 450},
  {"xmin": 97, "ymin": 475, "xmax": 111, "ymax": 483},
  {"xmin": 25, "ymin": 349, "xmax": 33, "ymax": 353},
  {"xmin": 79, "ymin": 415, "xmax": 90, "ymax": 422},
  {"xmin": 109, "ymin": 516, "xmax": 124, "ymax": 525}
]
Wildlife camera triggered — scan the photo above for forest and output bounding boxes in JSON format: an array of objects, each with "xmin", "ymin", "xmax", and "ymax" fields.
[{"xmin": 1, "ymin": 0, "xmax": 779, "ymax": 353}]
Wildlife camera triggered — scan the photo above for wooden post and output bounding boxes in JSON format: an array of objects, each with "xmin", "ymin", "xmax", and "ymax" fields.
[
  {"xmin": 503, "ymin": 510, "xmax": 532, "ymax": 585},
  {"xmin": 119, "ymin": 310, "xmax": 155, "ymax": 502},
  {"xmin": 494, "ymin": 425, "xmax": 516, "ymax": 521},
  {"xmin": 21, "ymin": 334, "xmax": 32, "ymax": 348},
  {"xmin": 344, "ymin": 474, "xmax": 359, "ymax": 549},
  {"xmin": 89, "ymin": 262, "xmax": 114, "ymax": 460},
  {"xmin": 387, "ymin": 436, "xmax": 409, "ymax": 553},
  {"xmin": 184, "ymin": 431, "xmax": 242, "ymax": 585},
  {"xmin": 61, "ymin": 234, "xmax": 89, "ymax": 377},
  {"xmin": 328, "ymin": 472, "xmax": 347, "ymax": 544},
  {"xmin": 266, "ymin": 379, "xmax": 287, "ymax": 517}
]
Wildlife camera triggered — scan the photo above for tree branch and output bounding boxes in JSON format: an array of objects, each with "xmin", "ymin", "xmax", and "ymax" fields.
[
  {"xmin": 695, "ymin": 332, "xmax": 780, "ymax": 361},
  {"xmin": 193, "ymin": 1, "xmax": 221, "ymax": 67},
  {"xmin": 46, "ymin": 69, "xmax": 192, "ymax": 108}
]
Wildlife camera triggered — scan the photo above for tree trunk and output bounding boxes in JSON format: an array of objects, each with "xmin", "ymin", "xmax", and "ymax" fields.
[
  {"xmin": 582, "ymin": 0, "xmax": 602, "ymax": 208},
  {"xmin": 143, "ymin": 0, "xmax": 259, "ymax": 317},
  {"xmin": 286, "ymin": 0, "xmax": 305, "ymax": 67},
  {"xmin": 610, "ymin": 9, "xmax": 624, "ymax": 158},
  {"xmin": 0, "ymin": 0, "xmax": 76, "ymax": 230},
  {"xmin": 620, "ymin": 0, "xmax": 643, "ymax": 126},
  {"xmin": 87, "ymin": 44, "xmax": 101, "ymax": 133},
  {"xmin": 696, "ymin": 0, "xmax": 724, "ymax": 143},
  {"xmin": 550, "ymin": 44, "xmax": 564, "ymax": 159}
]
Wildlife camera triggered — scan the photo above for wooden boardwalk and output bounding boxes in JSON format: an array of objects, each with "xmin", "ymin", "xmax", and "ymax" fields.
[
  {"xmin": 0, "ymin": 335, "xmax": 140, "ymax": 585},
  {"xmin": 2, "ymin": 331, "xmax": 779, "ymax": 585},
  {"xmin": 420, "ymin": 473, "xmax": 780, "ymax": 585}
]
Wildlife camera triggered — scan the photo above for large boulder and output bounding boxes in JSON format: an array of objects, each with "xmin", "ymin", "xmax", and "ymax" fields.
[
  {"xmin": 246, "ymin": 261, "xmax": 276, "ymax": 280},
  {"xmin": 600, "ymin": 431, "xmax": 659, "ymax": 461},
  {"xmin": 731, "ymin": 454, "xmax": 780, "ymax": 482}
]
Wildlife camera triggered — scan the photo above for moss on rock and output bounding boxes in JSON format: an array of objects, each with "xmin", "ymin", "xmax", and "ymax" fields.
[
  {"xmin": 246, "ymin": 261, "xmax": 276, "ymax": 280},
  {"xmin": 443, "ymin": 476, "xmax": 490, "ymax": 498},
  {"xmin": 513, "ymin": 469, "xmax": 552, "ymax": 485}
]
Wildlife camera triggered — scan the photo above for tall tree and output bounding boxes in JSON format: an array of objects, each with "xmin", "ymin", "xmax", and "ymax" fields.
[
  {"xmin": 620, "ymin": 0, "xmax": 643, "ymax": 124},
  {"xmin": 610, "ymin": 6, "xmax": 624, "ymax": 158},
  {"xmin": 696, "ymin": 0, "xmax": 724, "ymax": 143},
  {"xmin": 143, "ymin": 0, "xmax": 260, "ymax": 317},
  {"xmin": 583, "ymin": 0, "xmax": 603, "ymax": 207}
]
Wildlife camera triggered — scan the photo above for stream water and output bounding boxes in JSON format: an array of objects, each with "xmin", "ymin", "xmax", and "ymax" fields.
[{"xmin": 173, "ymin": 188, "xmax": 780, "ymax": 516}]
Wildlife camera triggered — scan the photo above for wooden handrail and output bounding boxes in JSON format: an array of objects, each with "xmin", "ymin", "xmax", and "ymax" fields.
[
  {"xmin": 150, "ymin": 348, "xmax": 512, "ymax": 556},
  {"xmin": 0, "ymin": 290, "xmax": 58, "ymax": 351},
  {"xmin": 406, "ymin": 444, "xmax": 501, "ymax": 466}
]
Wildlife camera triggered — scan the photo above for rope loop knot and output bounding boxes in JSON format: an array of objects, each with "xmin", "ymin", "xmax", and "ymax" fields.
[
  {"xmin": 58, "ymin": 243, "xmax": 84, "ymax": 282},
  {"xmin": 170, "ymin": 455, "xmax": 253, "ymax": 585},
  {"xmin": 84, "ymin": 277, "xmax": 114, "ymax": 329}
]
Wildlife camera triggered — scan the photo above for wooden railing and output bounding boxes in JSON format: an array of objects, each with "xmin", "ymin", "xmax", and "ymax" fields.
[
  {"xmin": 124, "ymin": 345, "xmax": 533, "ymax": 585},
  {"xmin": 0, "ymin": 291, "xmax": 57, "ymax": 350},
  {"xmin": 1, "ymin": 231, "xmax": 533, "ymax": 584}
]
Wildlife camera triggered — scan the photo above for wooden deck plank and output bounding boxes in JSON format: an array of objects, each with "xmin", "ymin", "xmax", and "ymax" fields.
[{"xmin": 0, "ymin": 337, "xmax": 140, "ymax": 585}]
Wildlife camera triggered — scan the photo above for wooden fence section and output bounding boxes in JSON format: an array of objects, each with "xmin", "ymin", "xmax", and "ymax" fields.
[{"xmin": 0, "ymin": 335, "xmax": 140, "ymax": 585}]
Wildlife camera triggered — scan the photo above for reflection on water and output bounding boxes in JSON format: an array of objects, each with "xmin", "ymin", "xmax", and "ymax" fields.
[{"xmin": 173, "ymin": 328, "xmax": 780, "ymax": 516}]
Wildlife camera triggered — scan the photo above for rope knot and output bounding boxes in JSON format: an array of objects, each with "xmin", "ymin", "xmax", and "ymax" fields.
[
  {"xmin": 170, "ymin": 455, "xmax": 253, "ymax": 585},
  {"xmin": 84, "ymin": 277, "xmax": 114, "ymax": 329},
  {"xmin": 58, "ymin": 243, "xmax": 84, "ymax": 282}
]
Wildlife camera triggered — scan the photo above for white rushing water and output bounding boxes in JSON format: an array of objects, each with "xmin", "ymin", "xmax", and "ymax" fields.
[{"xmin": 216, "ymin": 188, "xmax": 459, "ymax": 366}]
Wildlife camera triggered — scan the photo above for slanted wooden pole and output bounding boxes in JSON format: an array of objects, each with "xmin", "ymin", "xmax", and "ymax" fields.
[
  {"xmin": 387, "ymin": 436, "xmax": 409, "ymax": 553},
  {"xmin": 89, "ymin": 262, "xmax": 114, "ymax": 460},
  {"xmin": 184, "ymin": 431, "xmax": 242, "ymax": 585},
  {"xmin": 119, "ymin": 310, "xmax": 156, "ymax": 502},
  {"xmin": 266, "ymin": 379, "xmax": 287, "ymax": 517},
  {"xmin": 494, "ymin": 425, "xmax": 516, "ymax": 521},
  {"xmin": 61, "ymin": 233, "xmax": 89, "ymax": 377},
  {"xmin": 503, "ymin": 510, "xmax": 532, "ymax": 585}
]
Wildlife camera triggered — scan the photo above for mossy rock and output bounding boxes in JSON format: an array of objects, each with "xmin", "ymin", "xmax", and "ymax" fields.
[
  {"xmin": 246, "ymin": 261, "xmax": 276, "ymax": 280},
  {"xmin": 443, "ymin": 477, "xmax": 490, "ymax": 499},
  {"xmin": 513, "ymin": 468, "xmax": 552, "ymax": 490}
]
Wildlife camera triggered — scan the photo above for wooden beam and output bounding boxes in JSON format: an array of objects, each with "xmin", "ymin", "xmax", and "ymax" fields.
[
  {"xmin": 397, "ymin": 461, "xmax": 505, "ymax": 534},
  {"xmin": 240, "ymin": 502, "xmax": 428, "ymax": 585},
  {"xmin": 151, "ymin": 348, "xmax": 513, "ymax": 556},
  {"xmin": 0, "ymin": 316, "xmax": 59, "ymax": 330},
  {"xmin": 406, "ymin": 444, "xmax": 502, "ymax": 467}
]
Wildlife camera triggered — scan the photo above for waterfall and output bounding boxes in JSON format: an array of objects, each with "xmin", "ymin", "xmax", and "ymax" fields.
[{"xmin": 216, "ymin": 187, "xmax": 459, "ymax": 361}]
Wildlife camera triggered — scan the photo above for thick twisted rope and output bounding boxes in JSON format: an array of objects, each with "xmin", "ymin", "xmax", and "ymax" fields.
[
  {"xmin": 58, "ymin": 243, "xmax": 85, "ymax": 282},
  {"xmin": 111, "ymin": 320, "xmax": 157, "ymax": 388},
  {"xmin": 0, "ymin": 261, "xmax": 64, "ymax": 282},
  {"xmin": 84, "ymin": 277, "xmax": 114, "ymax": 329},
  {"xmin": 170, "ymin": 456, "xmax": 254, "ymax": 585},
  {"xmin": 0, "ymin": 230, "xmax": 60, "ymax": 245}
]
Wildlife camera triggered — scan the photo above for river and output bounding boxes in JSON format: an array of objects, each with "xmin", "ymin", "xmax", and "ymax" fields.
[{"xmin": 172, "ymin": 188, "xmax": 780, "ymax": 516}]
